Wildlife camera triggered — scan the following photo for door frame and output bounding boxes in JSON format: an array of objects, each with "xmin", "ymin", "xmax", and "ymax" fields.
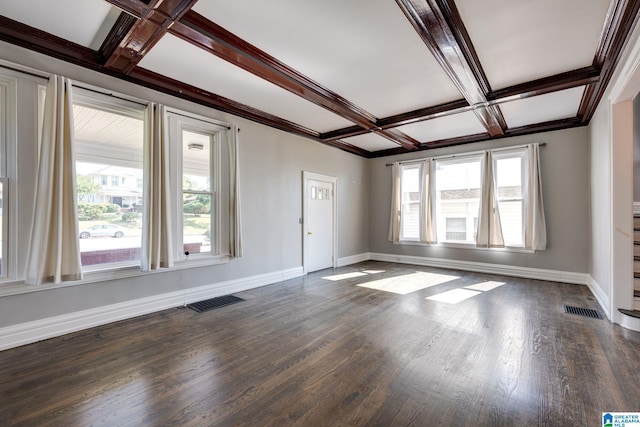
[{"xmin": 302, "ymin": 171, "xmax": 338, "ymax": 274}]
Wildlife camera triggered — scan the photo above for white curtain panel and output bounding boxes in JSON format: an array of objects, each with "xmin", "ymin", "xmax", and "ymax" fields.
[
  {"xmin": 388, "ymin": 162, "xmax": 401, "ymax": 242},
  {"xmin": 525, "ymin": 143, "xmax": 547, "ymax": 250},
  {"xmin": 141, "ymin": 103, "xmax": 173, "ymax": 271},
  {"xmin": 25, "ymin": 75, "xmax": 82, "ymax": 285},
  {"xmin": 228, "ymin": 128, "xmax": 243, "ymax": 257},
  {"xmin": 420, "ymin": 159, "xmax": 437, "ymax": 244},
  {"xmin": 476, "ymin": 151, "xmax": 504, "ymax": 248}
]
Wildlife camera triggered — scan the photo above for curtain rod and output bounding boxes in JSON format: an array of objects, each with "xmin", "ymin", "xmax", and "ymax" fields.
[
  {"xmin": 385, "ymin": 142, "xmax": 546, "ymax": 166},
  {"xmin": 0, "ymin": 62, "xmax": 148, "ymax": 107}
]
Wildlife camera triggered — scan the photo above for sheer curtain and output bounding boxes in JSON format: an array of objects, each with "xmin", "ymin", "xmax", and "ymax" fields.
[
  {"xmin": 476, "ymin": 151, "xmax": 504, "ymax": 248},
  {"xmin": 141, "ymin": 102, "xmax": 173, "ymax": 271},
  {"xmin": 228, "ymin": 127, "xmax": 243, "ymax": 257},
  {"xmin": 25, "ymin": 75, "xmax": 82, "ymax": 285},
  {"xmin": 388, "ymin": 162, "xmax": 401, "ymax": 242},
  {"xmin": 524, "ymin": 143, "xmax": 547, "ymax": 250},
  {"xmin": 420, "ymin": 159, "xmax": 437, "ymax": 244}
]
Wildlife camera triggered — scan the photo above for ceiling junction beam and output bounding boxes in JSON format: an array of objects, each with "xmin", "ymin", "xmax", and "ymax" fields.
[
  {"xmin": 395, "ymin": 0, "xmax": 505, "ymax": 137},
  {"xmin": 103, "ymin": 0, "xmax": 199, "ymax": 74}
]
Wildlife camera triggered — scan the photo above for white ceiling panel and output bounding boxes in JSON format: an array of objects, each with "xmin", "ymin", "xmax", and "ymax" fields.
[
  {"xmin": 500, "ymin": 86, "xmax": 585, "ymax": 128},
  {"xmin": 396, "ymin": 111, "xmax": 487, "ymax": 143},
  {"xmin": 139, "ymin": 35, "xmax": 353, "ymax": 133},
  {"xmin": 0, "ymin": 0, "xmax": 120, "ymax": 50},
  {"xmin": 193, "ymin": 0, "xmax": 462, "ymax": 118},
  {"xmin": 455, "ymin": 0, "xmax": 610, "ymax": 90},
  {"xmin": 342, "ymin": 133, "xmax": 400, "ymax": 152}
]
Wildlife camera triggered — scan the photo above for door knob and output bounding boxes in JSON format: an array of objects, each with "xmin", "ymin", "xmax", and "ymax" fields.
[{"xmin": 307, "ymin": 231, "xmax": 313, "ymax": 235}]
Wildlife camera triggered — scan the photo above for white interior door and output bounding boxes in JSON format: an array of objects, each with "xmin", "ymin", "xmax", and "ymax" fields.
[{"xmin": 304, "ymin": 172, "xmax": 336, "ymax": 273}]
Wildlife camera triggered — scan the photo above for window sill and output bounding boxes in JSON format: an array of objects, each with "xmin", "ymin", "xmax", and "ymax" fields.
[
  {"xmin": 0, "ymin": 254, "xmax": 231, "ymax": 298},
  {"xmin": 393, "ymin": 240, "xmax": 535, "ymax": 254}
]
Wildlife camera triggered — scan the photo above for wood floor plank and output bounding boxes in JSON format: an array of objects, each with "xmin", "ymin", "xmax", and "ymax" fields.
[{"xmin": 1, "ymin": 261, "xmax": 639, "ymax": 426}]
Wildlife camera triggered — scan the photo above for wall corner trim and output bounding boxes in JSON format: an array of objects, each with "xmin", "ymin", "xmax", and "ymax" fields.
[
  {"xmin": 337, "ymin": 253, "xmax": 371, "ymax": 267},
  {"xmin": 0, "ymin": 266, "xmax": 304, "ymax": 352},
  {"xmin": 586, "ymin": 275, "xmax": 611, "ymax": 319}
]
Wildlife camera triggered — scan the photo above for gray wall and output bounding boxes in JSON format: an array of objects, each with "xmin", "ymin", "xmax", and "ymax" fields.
[
  {"xmin": 368, "ymin": 127, "xmax": 590, "ymax": 273},
  {"xmin": 0, "ymin": 43, "xmax": 369, "ymax": 327}
]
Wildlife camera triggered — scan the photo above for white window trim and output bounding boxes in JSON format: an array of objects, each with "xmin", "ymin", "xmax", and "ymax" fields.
[
  {"xmin": 166, "ymin": 109, "xmax": 230, "ymax": 263},
  {"xmin": 0, "ymin": 75, "xmax": 17, "ymax": 280}
]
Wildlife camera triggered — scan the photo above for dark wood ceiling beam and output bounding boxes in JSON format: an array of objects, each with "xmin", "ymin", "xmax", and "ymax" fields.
[
  {"xmin": 172, "ymin": 13, "xmax": 375, "ymax": 127},
  {"xmin": 488, "ymin": 66, "xmax": 601, "ymax": 102},
  {"xmin": 103, "ymin": 0, "xmax": 198, "ymax": 74},
  {"xmin": 98, "ymin": 12, "xmax": 138, "ymax": 62},
  {"xmin": 320, "ymin": 98, "xmax": 471, "ymax": 141},
  {"xmin": 369, "ymin": 117, "xmax": 583, "ymax": 158},
  {"xmin": 322, "ymin": 64, "xmax": 599, "ymax": 142},
  {"xmin": 171, "ymin": 11, "xmax": 419, "ymax": 151},
  {"xmin": 396, "ymin": 0, "xmax": 505, "ymax": 137},
  {"xmin": 578, "ymin": 0, "xmax": 640, "ymax": 123}
]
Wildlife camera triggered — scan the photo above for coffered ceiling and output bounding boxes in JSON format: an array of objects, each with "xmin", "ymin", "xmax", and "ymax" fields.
[{"xmin": 0, "ymin": 0, "xmax": 637, "ymax": 157}]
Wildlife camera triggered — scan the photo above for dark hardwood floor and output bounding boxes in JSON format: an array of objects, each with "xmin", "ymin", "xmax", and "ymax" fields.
[{"xmin": 1, "ymin": 261, "xmax": 639, "ymax": 426}]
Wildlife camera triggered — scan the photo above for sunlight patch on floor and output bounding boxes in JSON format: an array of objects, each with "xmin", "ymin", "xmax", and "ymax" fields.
[
  {"xmin": 426, "ymin": 289, "xmax": 481, "ymax": 304},
  {"xmin": 464, "ymin": 281, "xmax": 505, "ymax": 292},
  {"xmin": 357, "ymin": 272, "xmax": 459, "ymax": 295},
  {"xmin": 321, "ymin": 272, "xmax": 368, "ymax": 281},
  {"xmin": 427, "ymin": 281, "xmax": 506, "ymax": 304}
]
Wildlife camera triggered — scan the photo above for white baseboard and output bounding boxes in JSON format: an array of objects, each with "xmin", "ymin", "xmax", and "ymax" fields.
[
  {"xmin": 586, "ymin": 276, "xmax": 611, "ymax": 319},
  {"xmin": 634, "ymin": 202, "xmax": 640, "ymax": 215},
  {"xmin": 337, "ymin": 253, "xmax": 371, "ymax": 267},
  {"xmin": 368, "ymin": 252, "xmax": 590, "ymax": 285},
  {"xmin": 0, "ymin": 266, "xmax": 304, "ymax": 352}
]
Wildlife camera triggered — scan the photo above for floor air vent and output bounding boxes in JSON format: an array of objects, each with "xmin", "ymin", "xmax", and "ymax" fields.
[
  {"xmin": 187, "ymin": 295, "xmax": 244, "ymax": 313},
  {"xmin": 563, "ymin": 305, "xmax": 602, "ymax": 319}
]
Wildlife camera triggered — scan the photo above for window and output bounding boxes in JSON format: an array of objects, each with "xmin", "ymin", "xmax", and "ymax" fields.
[
  {"xmin": 182, "ymin": 129, "xmax": 214, "ymax": 254},
  {"xmin": 435, "ymin": 157, "xmax": 482, "ymax": 244},
  {"xmin": 494, "ymin": 150, "xmax": 525, "ymax": 247},
  {"xmin": 168, "ymin": 111, "xmax": 229, "ymax": 260},
  {"xmin": 445, "ymin": 218, "xmax": 466, "ymax": 241},
  {"xmin": 400, "ymin": 163, "xmax": 421, "ymax": 240},
  {"xmin": 394, "ymin": 146, "xmax": 542, "ymax": 250},
  {"xmin": 73, "ymin": 92, "xmax": 145, "ymax": 269}
]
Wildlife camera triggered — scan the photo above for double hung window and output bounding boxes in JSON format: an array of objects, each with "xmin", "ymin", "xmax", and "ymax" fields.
[
  {"xmin": 435, "ymin": 156, "xmax": 482, "ymax": 244},
  {"xmin": 400, "ymin": 163, "xmax": 421, "ymax": 241},
  {"xmin": 493, "ymin": 149, "xmax": 525, "ymax": 247},
  {"xmin": 168, "ymin": 112, "xmax": 227, "ymax": 260},
  {"xmin": 395, "ymin": 146, "xmax": 542, "ymax": 250},
  {"xmin": 73, "ymin": 90, "xmax": 145, "ymax": 268}
]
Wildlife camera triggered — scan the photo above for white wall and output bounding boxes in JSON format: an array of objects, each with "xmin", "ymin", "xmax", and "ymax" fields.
[
  {"xmin": 589, "ymin": 100, "xmax": 612, "ymax": 307},
  {"xmin": 368, "ymin": 127, "xmax": 590, "ymax": 274},
  {"xmin": 0, "ymin": 42, "xmax": 369, "ymax": 328}
]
